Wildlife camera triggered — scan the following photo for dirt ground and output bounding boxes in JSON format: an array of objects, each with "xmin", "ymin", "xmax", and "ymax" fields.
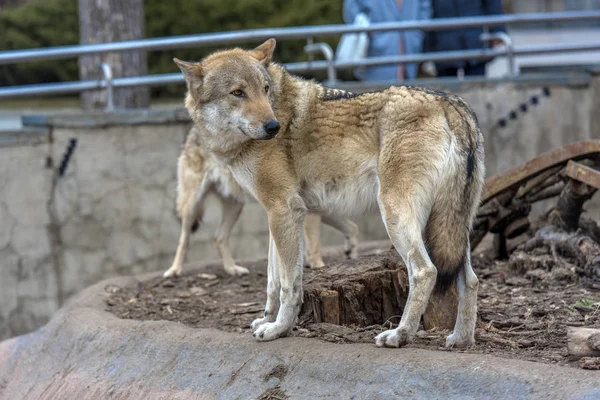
[{"xmin": 107, "ymin": 235, "xmax": 600, "ymax": 369}]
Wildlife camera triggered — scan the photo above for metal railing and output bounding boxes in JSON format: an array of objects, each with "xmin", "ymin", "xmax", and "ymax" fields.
[{"xmin": 1, "ymin": 10, "xmax": 600, "ymax": 103}]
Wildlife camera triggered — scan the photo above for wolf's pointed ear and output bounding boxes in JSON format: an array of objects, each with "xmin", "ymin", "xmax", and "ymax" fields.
[
  {"xmin": 174, "ymin": 58, "xmax": 204, "ymax": 94},
  {"xmin": 249, "ymin": 38, "xmax": 276, "ymax": 67}
]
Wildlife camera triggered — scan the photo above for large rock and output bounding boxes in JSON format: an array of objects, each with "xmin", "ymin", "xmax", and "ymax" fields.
[{"xmin": 1, "ymin": 271, "xmax": 600, "ymax": 399}]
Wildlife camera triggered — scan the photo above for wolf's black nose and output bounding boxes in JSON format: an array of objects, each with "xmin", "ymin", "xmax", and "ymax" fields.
[{"xmin": 264, "ymin": 120, "xmax": 280, "ymax": 136}]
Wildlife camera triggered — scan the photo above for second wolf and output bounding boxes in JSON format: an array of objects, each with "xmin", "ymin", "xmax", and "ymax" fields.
[
  {"xmin": 163, "ymin": 126, "xmax": 360, "ymax": 278},
  {"xmin": 174, "ymin": 39, "xmax": 485, "ymax": 348}
]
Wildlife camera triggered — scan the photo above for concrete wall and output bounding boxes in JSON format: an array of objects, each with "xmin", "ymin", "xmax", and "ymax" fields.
[{"xmin": 1, "ymin": 73, "xmax": 599, "ymax": 340}]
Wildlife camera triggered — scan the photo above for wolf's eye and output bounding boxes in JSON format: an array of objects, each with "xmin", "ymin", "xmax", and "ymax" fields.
[
  {"xmin": 264, "ymin": 85, "xmax": 270, "ymax": 93},
  {"xmin": 231, "ymin": 89, "xmax": 245, "ymax": 97}
]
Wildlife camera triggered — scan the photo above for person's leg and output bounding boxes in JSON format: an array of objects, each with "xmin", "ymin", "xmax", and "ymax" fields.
[
  {"xmin": 436, "ymin": 66, "xmax": 459, "ymax": 77},
  {"xmin": 465, "ymin": 63, "xmax": 486, "ymax": 76}
]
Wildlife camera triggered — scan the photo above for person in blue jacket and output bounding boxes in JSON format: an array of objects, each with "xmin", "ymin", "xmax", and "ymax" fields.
[
  {"xmin": 343, "ymin": 0, "xmax": 432, "ymax": 82},
  {"xmin": 424, "ymin": 0, "xmax": 506, "ymax": 77}
]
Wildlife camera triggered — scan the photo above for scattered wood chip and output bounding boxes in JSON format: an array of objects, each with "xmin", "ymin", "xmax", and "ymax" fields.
[
  {"xmin": 230, "ymin": 305, "xmax": 264, "ymax": 314},
  {"xmin": 234, "ymin": 302, "xmax": 260, "ymax": 308},
  {"xmin": 198, "ymin": 273, "xmax": 218, "ymax": 280},
  {"xmin": 505, "ymin": 277, "xmax": 530, "ymax": 286},
  {"xmin": 190, "ymin": 286, "xmax": 207, "ymax": 296},
  {"xmin": 480, "ymin": 334, "xmax": 520, "ymax": 349},
  {"xmin": 494, "ymin": 317, "xmax": 524, "ymax": 328},
  {"xmin": 166, "ymin": 305, "xmax": 173, "ymax": 315},
  {"xmin": 104, "ymin": 284, "xmax": 120, "ymax": 294},
  {"xmin": 415, "ymin": 330, "xmax": 443, "ymax": 339},
  {"xmin": 162, "ymin": 281, "xmax": 175, "ymax": 288},
  {"xmin": 587, "ymin": 333, "xmax": 600, "ymax": 351},
  {"xmin": 525, "ymin": 269, "xmax": 546, "ymax": 280},
  {"xmin": 307, "ymin": 323, "xmax": 356, "ymax": 336},
  {"xmin": 205, "ymin": 280, "xmax": 220, "ymax": 288},
  {"xmin": 126, "ymin": 297, "xmax": 137, "ymax": 304},
  {"xmin": 579, "ymin": 357, "xmax": 600, "ymax": 370},
  {"xmin": 175, "ymin": 290, "xmax": 191, "ymax": 298}
]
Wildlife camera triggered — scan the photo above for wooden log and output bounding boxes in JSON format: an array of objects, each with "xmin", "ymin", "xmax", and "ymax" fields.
[
  {"xmin": 549, "ymin": 179, "xmax": 596, "ymax": 231},
  {"xmin": 300, "ymin": 250, "xmax": 457, "ymax": 330},
  {"xmin": 526, "ymin": 181, "xmax": 565, "ymax": 203},
  {"xmin": 567, "ymin": 327, "xmax": 600, "ymax": 358},
  {"xmin": 516, "ymin": 165, "xmax": 563, "ymax": 199}
]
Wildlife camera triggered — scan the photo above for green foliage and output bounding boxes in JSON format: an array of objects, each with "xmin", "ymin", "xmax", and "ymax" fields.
[
  {"xmin": 0, "ymin": 0, "xmax": 344, "ymax": 94},
  {"xmin": 572, "ymin": 298, "xmax": 597, "ymax": 310},
  {"xmin": 0, "ymin": 0, "xmax": 79, "ymax": 86}
]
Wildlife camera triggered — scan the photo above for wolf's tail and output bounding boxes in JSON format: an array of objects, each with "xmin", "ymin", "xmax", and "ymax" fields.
[{"xmin": 426, "ymin": 124, "xmax": 485, "ymax": 292}]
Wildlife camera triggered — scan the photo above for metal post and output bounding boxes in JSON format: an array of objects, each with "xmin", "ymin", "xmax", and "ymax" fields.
[
  {"xmin": 304, "ymin": 42, "xmax": 337, "ymax": 85},
  {"xmin": 98, "ymin": 62, "xmax": 115, "ymax": 112},
  {"xmin": 306, "ymin": 36, "xmax": 314, "ymax": 64},
  {"xmin": 480, "ymin": 31, "xmax": 515, "ymax": 77}
]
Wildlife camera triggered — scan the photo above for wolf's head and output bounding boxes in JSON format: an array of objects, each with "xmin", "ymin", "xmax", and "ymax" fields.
[{"xmin": 174, "ymin": 39, "xmax": 280, "ymax": 148}]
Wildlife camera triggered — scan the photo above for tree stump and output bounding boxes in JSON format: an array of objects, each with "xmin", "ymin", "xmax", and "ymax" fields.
[{"xmin": 300, "ymin": 250, "xmax": 457, "ymax": 330}]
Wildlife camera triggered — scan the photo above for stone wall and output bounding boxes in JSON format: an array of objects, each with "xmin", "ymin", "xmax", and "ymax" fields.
[{"xmin": 1, "ymin": 73, "xmax": 599, "ymax": 340}]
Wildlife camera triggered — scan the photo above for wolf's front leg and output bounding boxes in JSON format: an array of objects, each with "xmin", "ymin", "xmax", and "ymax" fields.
[
  {"xmin": 251, "ymin": 233, "xmax": 280, "ymax": 330},
  {"xmin": 253, "ymin": 210, "xmax": 304, "ymax": 342}
]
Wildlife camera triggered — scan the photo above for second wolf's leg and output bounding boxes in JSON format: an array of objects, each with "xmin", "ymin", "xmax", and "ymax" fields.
[
  {"xmin": 303, "ymin": 214, "xmax": 325, "ymax": 268},
  {"xmin": 445, "ymin": 246, "xmax": 479, "ymax": 348},
  {"xmin": 163, "ymin": 173, "xmax": 210, "ymax": 278},
  {"xmin": 251, "ymin": 233, "xmax": 281, "ymax": 330},
  {"xmin": 321, "ymin": 215, "xmax": 359, "ymax": 259},
  {"xmin": 253, "ymin": 207, "xmax": 304, "ymax": 341},
  {"xmin": 214, "ymin": 195, "xmax": 248, "ymax": 276}
]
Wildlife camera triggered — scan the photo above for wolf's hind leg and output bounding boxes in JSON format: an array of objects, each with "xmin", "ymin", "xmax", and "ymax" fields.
[
  {"xmin": 322, "ymin": 215, "xmax": 359, "ymax": 260},
  {"xmin": 445, "ymin": 246, "xmax": 478, "ymax": 348},
  {"xmin": 375, "ymin": 205, "xmax": 437, "ymax": 348},
  {"xmin": 163, "ymin": 175, "xmax": 209, "ymax": 278},
  {"xmin": 374, "ymin": 133, "xmax": 440, "ymax": 348},
  {"xmin": 304, "ymin": 214, "xmax": 325, "ymax": 268},
  {"xmin": 214, "ymin": 195, "xmax": 248, "ymax": 276}
]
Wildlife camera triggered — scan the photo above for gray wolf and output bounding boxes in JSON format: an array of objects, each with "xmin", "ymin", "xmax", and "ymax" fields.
[
  {"xmin": 173, "ymin": 38, "xmax": 485, "ymax": 348},
  {"xmin": 163, "ymin": 128, "xmax": 359, "ymax": 278}
]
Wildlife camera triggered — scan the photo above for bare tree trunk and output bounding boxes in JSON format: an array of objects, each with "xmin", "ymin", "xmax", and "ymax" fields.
[{"xmin": 78, "ymin": 0, "xmax": 149, "ymax": 110}]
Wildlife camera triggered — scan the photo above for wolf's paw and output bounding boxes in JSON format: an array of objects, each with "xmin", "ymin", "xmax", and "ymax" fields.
[
  {"xmin": 225, "ymin": 265, "xmax": 250, "ymax": 277},
  {"xmin": 445, "ymin": 333, "xmax": 475, "ymax": 348},
  {"xmin": 253, "ymin": 322, "xmax": 288, "ymax": 342},
  {"xmin": 375, "ymin": 328, "xmax": 410, "ymax": 348},
  {"xmin": 345, "ymin": 246, "xmax": 358, "ymax": 260},
  {"xmin": 250, "ymin": 315, "xmax": 272, "ymax": 331},
  {"xmin": 163, "ymin": 266, "xmax": 182, "ymax": 278}
]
